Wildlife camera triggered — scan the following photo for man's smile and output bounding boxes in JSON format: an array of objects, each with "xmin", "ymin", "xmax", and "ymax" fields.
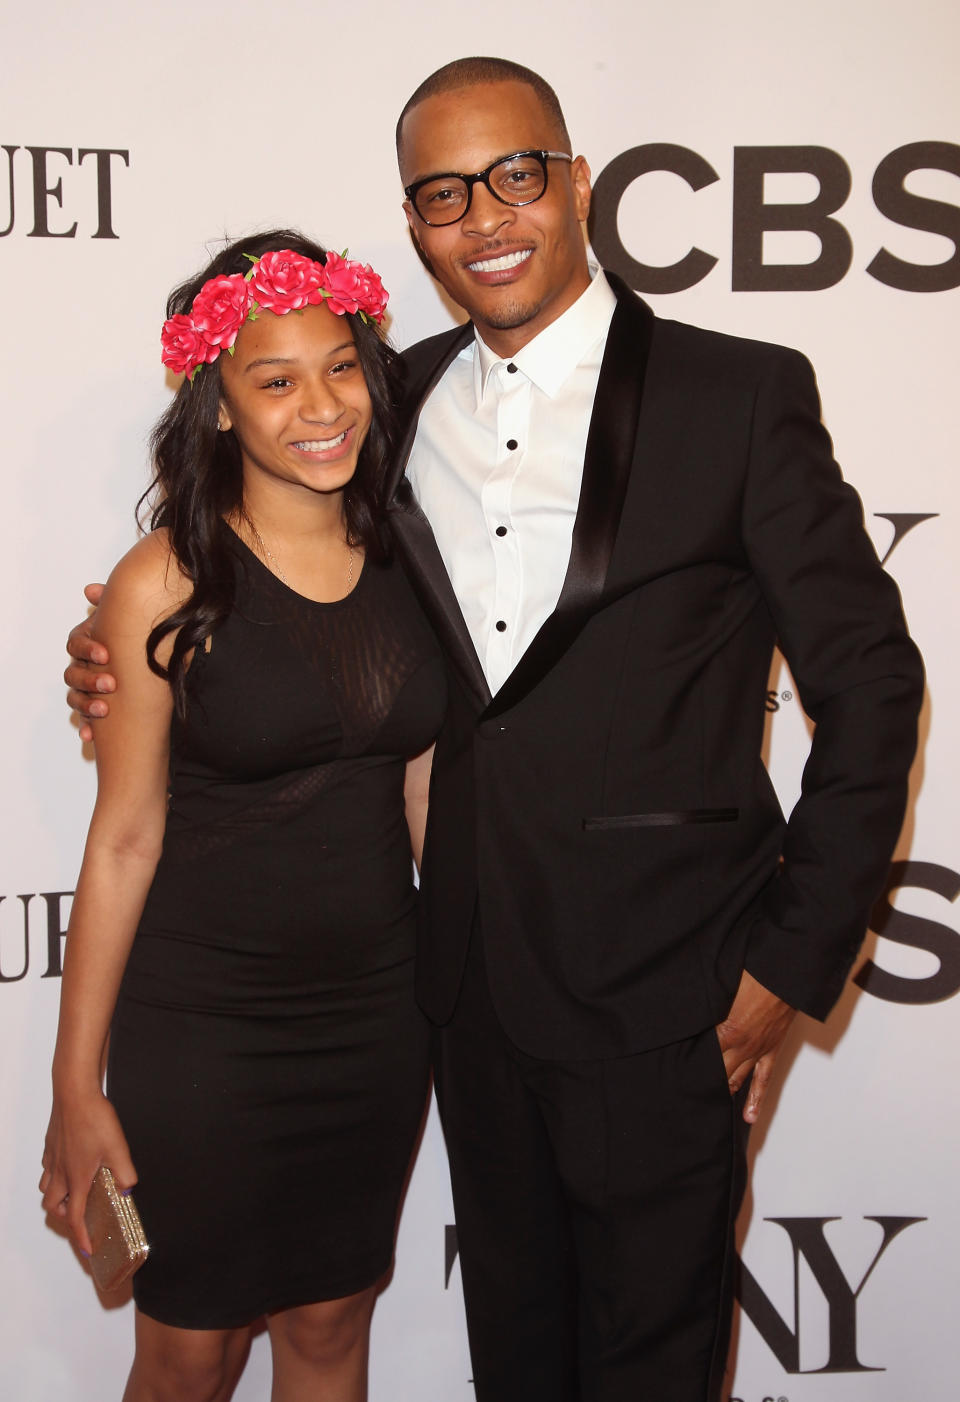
[{"xmin": 466, "ymin": 249, "xmax": 533, "ymax": 273}]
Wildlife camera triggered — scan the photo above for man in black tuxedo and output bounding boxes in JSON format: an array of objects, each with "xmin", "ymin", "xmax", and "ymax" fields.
[
  {"xmin": 66, "ymin": 55, "xmax": 922, "ymax": 1402},
  {"xmin": 386, "ymin": 56, "xmax": 922, "ymax": 1402}
]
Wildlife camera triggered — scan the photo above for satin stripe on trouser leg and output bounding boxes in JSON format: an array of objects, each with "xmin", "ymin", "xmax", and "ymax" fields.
[{"xmin": 433, "ymin": 925, "xmax": 750, "ymax": 1402}]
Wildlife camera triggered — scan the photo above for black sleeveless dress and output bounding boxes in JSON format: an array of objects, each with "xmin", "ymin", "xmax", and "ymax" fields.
[{"xmin": 107, "ymin": 534, "xmax": 446, "ymax": 1329}]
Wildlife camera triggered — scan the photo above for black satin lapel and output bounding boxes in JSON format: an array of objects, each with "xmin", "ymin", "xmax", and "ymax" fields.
[
  {"xmin": 387, "ymin": 321, "xmax": 475, "ymax": 502},
  {"xmin": 390, "ymin": 501, "xmax": 492, "ymax": 709},
  {"xmin": 386, "ymin": 320, "xmax": 490, "ymax": 709},
  {"xmin": 484, "ymin": 283, "xmax": 655, "ymax": 720}
]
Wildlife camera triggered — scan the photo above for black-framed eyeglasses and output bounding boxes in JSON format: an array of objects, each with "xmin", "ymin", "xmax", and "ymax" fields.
[{"xmin": 404, "ymin": 149, "xmax": 573, "ymax": 227}]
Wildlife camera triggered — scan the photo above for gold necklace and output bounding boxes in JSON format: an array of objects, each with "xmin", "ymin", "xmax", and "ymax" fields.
[
  {"xmin": 248, "ymin": 521, "xmax": 288, "ymax": 584},
  {"xmin": 246, "ymin": 519, "xmax": 355, "ymax": 590}
]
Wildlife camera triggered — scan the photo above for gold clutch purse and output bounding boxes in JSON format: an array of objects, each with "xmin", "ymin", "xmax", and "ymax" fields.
[{"xmin": 83, "ymin": 1166, "xmax": 149, "ymax": 1291}]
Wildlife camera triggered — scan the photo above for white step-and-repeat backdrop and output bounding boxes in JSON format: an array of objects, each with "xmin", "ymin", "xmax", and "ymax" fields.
[{"xmin": 3, "ymin": 2, "xmax": 957, "ymax": 1397}]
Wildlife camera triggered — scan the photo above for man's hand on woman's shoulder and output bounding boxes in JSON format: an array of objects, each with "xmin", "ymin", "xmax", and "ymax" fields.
[{"xmin": 65, "ymin": 582, "xmax": 114, "ymax": 741}]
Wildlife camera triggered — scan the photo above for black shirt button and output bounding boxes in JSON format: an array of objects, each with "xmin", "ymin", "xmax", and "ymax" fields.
[
  {"xmin": 495, "ymin": 525, "xmax": 508, "ymax": 537},
  {"xmin": 495, "ymin": 620, "xmax": 507, "ymax": 632},
  {"xmin": 506, "ymin": 363, "xmax": 518, "ymax": 374},
  {"xmin": 506, "ymin": 438, "xmax": 518, "ymax": 450}
]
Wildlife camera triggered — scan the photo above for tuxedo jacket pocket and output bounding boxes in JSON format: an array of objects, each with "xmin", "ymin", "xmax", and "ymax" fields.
[{"xmin": 582, "ymin": 808, "xmax": 739, "ymax": 830}]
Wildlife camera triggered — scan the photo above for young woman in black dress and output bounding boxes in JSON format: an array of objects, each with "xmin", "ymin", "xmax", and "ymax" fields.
[{"xmin": 40, "ymin": 231, "xmax": 445, "ymax": 1401}]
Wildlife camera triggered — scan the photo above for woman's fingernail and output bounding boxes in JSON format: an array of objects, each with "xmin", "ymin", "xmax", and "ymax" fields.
[
  {"xmin": 121, "ymin": 1189, "xmax": 132, "ymax": 1197},
  {"xmin": 80, "ymin": 1249, "xmax": 91, "ymax": 1258}
]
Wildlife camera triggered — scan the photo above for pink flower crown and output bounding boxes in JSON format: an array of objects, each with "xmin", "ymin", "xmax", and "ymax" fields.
[{"xmin": 161, "ymin": 249, "xmax": 389, "ymax": 382}]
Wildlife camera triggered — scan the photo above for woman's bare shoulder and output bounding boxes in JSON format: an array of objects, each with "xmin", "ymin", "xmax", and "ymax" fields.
[{"xmin": 97, "ymin": 529, "xmax": 192, "ymax": 635}]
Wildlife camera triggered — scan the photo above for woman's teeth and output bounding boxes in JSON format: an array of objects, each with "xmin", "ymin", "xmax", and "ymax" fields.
[{"xmin": 293, "ymin": 432, "xmax": 347, "ymax": 451}]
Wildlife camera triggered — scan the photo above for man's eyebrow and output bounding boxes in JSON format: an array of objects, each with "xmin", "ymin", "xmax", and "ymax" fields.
[
  {"xmin": 242, "ymin": 342, "xmax": 356, "ymax": 373},
  {"xmin": 413, "ymin": 152, "xmax": 521, "ymax": 183}
]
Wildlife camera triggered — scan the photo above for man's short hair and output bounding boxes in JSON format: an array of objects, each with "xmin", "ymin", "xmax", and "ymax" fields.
[{"xmin": 395, "ymin": 56, "xmax": 571, "ymax": 164}]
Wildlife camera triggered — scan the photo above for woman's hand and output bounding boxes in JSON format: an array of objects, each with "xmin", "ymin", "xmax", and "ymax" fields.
[{"xmin": 39, "ymin": 1091, "xmax": 137, "ymax": 1257}]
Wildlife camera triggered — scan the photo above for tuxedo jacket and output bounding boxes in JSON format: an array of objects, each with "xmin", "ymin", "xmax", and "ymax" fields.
[{"xmin": 386, "ymin": 273, "xmax": 924, "ymax": 1061}]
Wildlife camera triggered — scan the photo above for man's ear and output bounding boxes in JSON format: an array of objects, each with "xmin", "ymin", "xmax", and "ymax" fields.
[
  {"xmin": 571, "ymin": 155, "xmax": 593, "ymax": 224},
  {"xmin": 403, "ymin": 199, "xmax": 421, "ymax": 246},
  {"xmin": 404, "ymin": 204, "xmax": 436, "ymax": 277}
]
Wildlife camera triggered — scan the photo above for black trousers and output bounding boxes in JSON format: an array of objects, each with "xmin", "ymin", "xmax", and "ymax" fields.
[{"xmin": 433, "ymin": 927, "xmax": 749, "ymax": 1402}]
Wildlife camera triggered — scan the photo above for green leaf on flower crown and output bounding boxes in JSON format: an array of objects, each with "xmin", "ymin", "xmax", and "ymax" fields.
[
  {"xmin": 340, "ymin": 248, "xmax": 348, "ymax": 258},
  {"xmin": 243, "ymin": 253, "xmax": 259, "ymax": 265},
  {"xmin": 226, "ymin": 344, "xmax": 235, "ymax": 356},
  {"xmin": 188, "ymin": 364, "xmax": 202, "ymax": 384},
  {"xmin": 358, "ymin": 311, "xmax": 369, "ymax": 325}
]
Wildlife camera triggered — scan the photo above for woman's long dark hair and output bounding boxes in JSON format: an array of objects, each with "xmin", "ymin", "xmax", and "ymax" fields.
[{"xmin": 142, "ymin": 229, "xmax": 401, "ymax": 713}]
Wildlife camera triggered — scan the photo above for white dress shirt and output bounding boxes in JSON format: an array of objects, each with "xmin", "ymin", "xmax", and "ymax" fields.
[{"xmin": 406, "ymin": 268, "xmax": 617, "ymax": 696}]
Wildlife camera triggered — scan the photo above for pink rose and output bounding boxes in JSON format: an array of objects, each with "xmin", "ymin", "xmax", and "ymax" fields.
[
  {"xmin": 353, "ymin": 263, "xmax": 389, "ymax": 323},
  {"xmin": 161, "ymin": 314, "xmax": 219, "ymax": 379},
  {"xmin": 249, "ymin": 250, "xmax": 326, "ymax": 314},
  {"xmin": 321, "ymin": 250, "xmax": 388, "ymax": 323},
  {"xmin": 189, "ymin": 273, "xmax": 252, "ymax": 351}
]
